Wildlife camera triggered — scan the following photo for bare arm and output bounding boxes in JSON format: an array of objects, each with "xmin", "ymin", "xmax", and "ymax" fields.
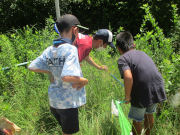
[
  {"xmin": 123, "ymin": 69, "xmax": 133, "ymax": 104},
  {"xmin": 62, "ymin": 76, "xmax": 88, "ymax": 90},
  {"xmin": 29, "ymin": 69, "xmax": 51, "ymax": 73},
  {"xmin": 84, "ymin": 55, "xmax": 108, "ymax": 70}
]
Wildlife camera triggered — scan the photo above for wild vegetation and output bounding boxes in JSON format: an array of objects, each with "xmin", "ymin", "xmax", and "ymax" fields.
[
  {"xmin": 1, "ymin": 0, "xmax": 180, "ymax": 37},
  {"xmin": 0, "ymin": 3, "xmax": 180, "ymax": 135}
]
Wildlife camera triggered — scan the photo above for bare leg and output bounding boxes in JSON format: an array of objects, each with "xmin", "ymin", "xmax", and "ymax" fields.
[
  {"xmin": 132, "ymin": 120, "xmax": 142, "ymax": 135},
  {"xmin": 144, "ymin": 114, "xmax": 154, "ymax": 135}
]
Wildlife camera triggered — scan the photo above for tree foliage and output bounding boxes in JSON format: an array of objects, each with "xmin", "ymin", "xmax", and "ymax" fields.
[
  {"xmin": 0, "ymin": 0, "xmax": 180, "ymax": 37},
  {"xmin": 0, "ymin": 0, "xmax": 70, "ymax": 33}
]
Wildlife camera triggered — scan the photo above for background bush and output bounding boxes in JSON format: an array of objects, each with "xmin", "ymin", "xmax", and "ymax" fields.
[
  {"xmin": 1, "ymin": 0, "xmax": 180, "ymax": 37},
  {"xmin": 134, "ymin": 4, "xmax": 180, "ymax": 95}
]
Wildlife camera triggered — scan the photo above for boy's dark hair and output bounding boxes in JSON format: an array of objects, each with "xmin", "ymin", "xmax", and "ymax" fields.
[
  {"xmin": 116, "ymin": 31, "xmax": 134, "ymax": 52},
  {"xmin": 92, "ymin": 35, "xmax": 108, "ymax": 44},
  {"xmin": 58, "ymin": 27, "xmax": 72, "ymax": 34}
]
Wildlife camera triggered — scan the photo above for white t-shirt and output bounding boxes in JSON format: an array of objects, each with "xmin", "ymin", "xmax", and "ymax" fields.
[{"xmin": 28, "ymin": 44, "xmax": 86, "ymax": 109}]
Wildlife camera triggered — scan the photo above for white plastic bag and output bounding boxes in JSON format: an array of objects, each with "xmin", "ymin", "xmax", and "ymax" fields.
[{"xmin": 111, "ymin": 99, "xmax": 119, "ymax": 116}]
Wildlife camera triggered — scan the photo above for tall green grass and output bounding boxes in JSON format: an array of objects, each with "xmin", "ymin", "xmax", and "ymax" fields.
[
  {"xmin": 0, "ymin": 5, "xmax": 180, "ymax": 135},
  {"xmin": 1, "ymin": 46, "xmax": 179, "ymax": 135}
]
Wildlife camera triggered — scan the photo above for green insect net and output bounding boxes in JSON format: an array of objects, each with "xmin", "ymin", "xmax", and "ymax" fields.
[{"xmin": 115, "ymin": 100, "xmax": 131, "ymax": 135}]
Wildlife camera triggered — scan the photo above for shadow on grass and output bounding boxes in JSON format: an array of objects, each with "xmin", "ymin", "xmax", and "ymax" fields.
[
  {"xmin": 100, "ymin": 117, "xmax": 120, "ymax": 135},
  {"xmin": 35, "ymin": 106, "xmax": 62, "ymax": 135}
]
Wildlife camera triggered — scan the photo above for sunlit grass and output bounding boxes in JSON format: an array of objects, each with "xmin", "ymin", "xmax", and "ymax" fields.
[{"xmin": 0, "ymin": 24, "xmax": 180, "ymax": 135}]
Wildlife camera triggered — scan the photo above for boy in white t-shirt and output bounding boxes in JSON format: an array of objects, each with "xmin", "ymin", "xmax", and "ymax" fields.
[{"xmin": 28, "ymin": 14, "xmax": 89, "ymax": 135}]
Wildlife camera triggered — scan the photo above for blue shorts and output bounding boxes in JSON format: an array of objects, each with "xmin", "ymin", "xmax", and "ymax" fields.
[
  {"xmin": 128, "ymin": 103, "xmax": 157, "ymax": 122},
  {"xmin": 50, "ymin": 106, "xmax": 79, "ymax": 134}
]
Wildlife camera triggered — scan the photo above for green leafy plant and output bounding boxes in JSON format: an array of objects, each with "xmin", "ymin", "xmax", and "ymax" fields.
[
  {"xmin": 0, "ymin": 14, "xmax": 180, "ymax": 134},
  {"xmin": 134, "ymin": 4, "xmax": 180, "ymax": 95},
  {"xmin": 169, "ymin": 4, "xmax": 180, "ymax": 54}
]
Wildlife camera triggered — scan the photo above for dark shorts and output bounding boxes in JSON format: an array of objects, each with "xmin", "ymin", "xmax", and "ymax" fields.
[{"xmin": 50, "ymin": 106, "xmax": 79, "ymax": 134}]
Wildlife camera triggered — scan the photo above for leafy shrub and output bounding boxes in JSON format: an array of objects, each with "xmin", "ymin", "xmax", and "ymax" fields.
[
  {"xmin": 135, "ymin": 4, "xmax": 173, "ymax": 65},
  {"xmin": 134, "ymin": 4, "xmax": 180, "ymax": 95},
  {"xmin": 160, "ymin": 55, "xmax": 180, "ymax": 94},
  {"xmin": 7, "ymin": 18, "xmax": 57, "ymax": 64},
  {"xmin": 168, "ymin": 4, "xmax": 180, "ymax": 54},
  {"xmin": 0, "ymin": 17, "xmax": 57, "ymax": 96}
]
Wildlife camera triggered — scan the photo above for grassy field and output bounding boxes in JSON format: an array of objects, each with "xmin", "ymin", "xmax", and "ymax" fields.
[
  {"xmin": 0, "ymin": 45, "xmax": 179, "ymax": 135},
  {"xmin": 1, "ymin": 7, "xmax": 180, "ymax": 133}
]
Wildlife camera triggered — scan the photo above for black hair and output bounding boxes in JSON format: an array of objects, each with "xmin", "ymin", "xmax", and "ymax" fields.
[
  {"xmin": 116, "ymin": 31, "xmax": 135, "ymax": 52},
  {"xmin": 92, "ymin": 35, "xmax": 108, "ymax": 44},
  {"xmin": 58, "ymin": 27, "xmax": 72, "ymax": 34}
]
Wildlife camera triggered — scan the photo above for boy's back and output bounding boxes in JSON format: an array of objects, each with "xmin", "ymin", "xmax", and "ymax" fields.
[
  {"xmin": 118, "ymin": 50, "xmax": 166, "ymax": 108},
  {"xmin": 29, "ymin": 44, "xmax": 86, "ymax": 109},
  {"xmin": 28, "ymin": 14, "xmax": 89, "ymax": 135},
  {"xmin": 116, "ymin": 31, "xmax": 167, "ymax": 135}
]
